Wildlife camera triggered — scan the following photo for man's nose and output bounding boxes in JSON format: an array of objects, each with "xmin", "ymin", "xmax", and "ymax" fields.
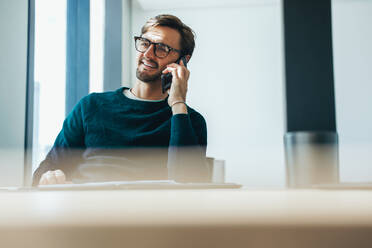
[{"xmin": 143, "ymin": 44, "xmax": 156, "ymax": 59}]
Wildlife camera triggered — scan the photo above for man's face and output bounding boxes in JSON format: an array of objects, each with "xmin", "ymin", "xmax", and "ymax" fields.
[{"xmin": 136, "ymin": 26, "xmax": 182, "ymax": 83}]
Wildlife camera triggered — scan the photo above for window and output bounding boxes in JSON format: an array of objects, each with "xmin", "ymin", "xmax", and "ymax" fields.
[
  {"xmin": 32, "ymin": 0, "xmax": 106, "ymax": 173},
  {"xmin": 32, "ymin": 0, "xmax": 67, "ymax": 172}
]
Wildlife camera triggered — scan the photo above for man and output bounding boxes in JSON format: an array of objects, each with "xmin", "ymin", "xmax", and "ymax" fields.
[{"xmin": 32, "ymin": 14, "xmax": 208, "ymax": 186}]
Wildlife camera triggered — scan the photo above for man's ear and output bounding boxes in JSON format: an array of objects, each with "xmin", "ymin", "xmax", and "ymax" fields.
[{"xmin": 185, "ymin": 55, "xmax": 191, "ymax": 63}]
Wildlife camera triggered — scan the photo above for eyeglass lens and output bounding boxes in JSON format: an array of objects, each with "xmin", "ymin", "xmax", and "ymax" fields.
[{"xmin": 136, "ymin": 38, "xmax": 169, "ymax": 58}]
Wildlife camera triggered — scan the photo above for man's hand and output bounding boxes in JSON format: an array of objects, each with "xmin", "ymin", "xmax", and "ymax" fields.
[
  {"xmin": 39, "ymin": 170, "xmax": 71, "ymax": 185},
  {"xmin": 163, "ymin": 59, "xmax": 189, "ymax": 114}
]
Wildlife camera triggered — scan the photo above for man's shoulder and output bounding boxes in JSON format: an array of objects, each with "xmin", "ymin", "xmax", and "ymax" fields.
[
  {"xmin": 85, "ymin": 88, "xmax": 122, "ymax": 100},
  {"xmin": 80, "ymin": 87, "xmax": 123, "ymax": 106}
]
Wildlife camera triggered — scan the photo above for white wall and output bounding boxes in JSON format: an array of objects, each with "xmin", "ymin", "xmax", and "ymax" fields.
[
  {"xmin": 332, "ymin": 0, "xmax": 372, "ymax": 182},
  {"xmin": 0, "ymin": 0, "xmax": 29, "ymax": 186},
  {"xmin": 130, "ymin": 1, "xmax": 286, "ymax": 187},
  {"xmin": 122, "ymin": 0, "xmax": 372, "ymax": 186}
]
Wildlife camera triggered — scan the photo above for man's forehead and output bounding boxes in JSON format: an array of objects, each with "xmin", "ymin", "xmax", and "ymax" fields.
[{"xmin": 142, "ymin": 26, "xmax": 181, "ymax": 49}]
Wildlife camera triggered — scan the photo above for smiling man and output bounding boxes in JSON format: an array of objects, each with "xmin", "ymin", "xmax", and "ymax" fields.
[{"xmin": 32, "ymin": 14, "xmax": 208, "ymax": 186}]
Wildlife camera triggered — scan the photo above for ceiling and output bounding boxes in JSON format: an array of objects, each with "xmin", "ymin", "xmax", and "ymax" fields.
[
  {"xmin": 135, "ymin": 0, "xmax": 280, "ymax": 11},
  {"xmin": 135, "ymin": 0, "xmax": 362, "ymax": 11}
]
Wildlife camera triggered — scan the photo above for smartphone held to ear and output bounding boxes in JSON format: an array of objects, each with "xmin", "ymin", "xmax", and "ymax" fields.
[{"xmin": 161, "ymin": 56, "xmax": 187, "ymax": 93}]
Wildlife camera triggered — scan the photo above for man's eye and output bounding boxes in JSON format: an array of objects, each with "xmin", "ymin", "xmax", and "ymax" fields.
[
  {"xmin": 140, "ymin": 41, "xmax": 150, "ymax": 48},
  {"xmin": 157, "ymin": 45, "xmax": 169, "ymax": 52}
]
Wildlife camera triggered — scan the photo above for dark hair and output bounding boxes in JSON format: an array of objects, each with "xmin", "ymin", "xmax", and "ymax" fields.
[{"xmin": 141, "ymin": 14, "xmax": 196, "ymax": 57}]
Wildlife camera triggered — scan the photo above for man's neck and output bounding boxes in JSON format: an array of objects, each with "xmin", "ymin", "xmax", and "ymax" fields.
[{"xmin": 131, "ymin": 80, "xmax": 168, "ymax": 100}]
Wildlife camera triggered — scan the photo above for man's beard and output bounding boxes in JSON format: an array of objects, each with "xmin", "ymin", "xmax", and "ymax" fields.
[{"xmin": 136, "ymin": 68, "xmax": 162, "ymax": 83}]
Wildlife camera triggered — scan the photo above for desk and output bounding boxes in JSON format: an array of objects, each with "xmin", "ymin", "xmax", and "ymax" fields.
[{"xmin": 1, "ymin": 189, "xmax": 372, "ymax": 248}]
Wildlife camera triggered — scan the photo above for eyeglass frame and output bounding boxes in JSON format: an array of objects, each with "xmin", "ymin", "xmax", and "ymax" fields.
[{"xmin": 134, "ymin": 36, "xmax": 182, "ymax": 58}]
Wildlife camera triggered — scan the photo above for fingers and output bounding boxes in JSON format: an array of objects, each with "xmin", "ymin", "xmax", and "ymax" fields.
[
  {"xmin": 162, "ymin": 64, "xmax": 177, "ymax": 75},
  {"xmin": 55, "ymin": 170, "xmax": 66, "ymax": 184},
  {"xmin": 162, "ymin": 64, "xmax": 189, "ymax": 81},
  {"xmin": 179, "ymin": 58, "xmax": 185, "ymax": 66},
  {"xmin": 39, "ymin": 170, "xmax": 67, "ymax": 185},
  {"xmin": 45, "ymin": 171, "xmax": 57, "ymax": 184},
  {"xmin": 39, "ymin": 175, "xmax": 48, "ymax": 185},
  {"xmin": 169, "ymin": 67, "xmax": 180, "ymax": 80}
]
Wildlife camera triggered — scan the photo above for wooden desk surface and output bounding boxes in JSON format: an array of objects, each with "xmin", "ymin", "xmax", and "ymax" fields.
[{"xmin": 1, "ymin": 189, "xmax": 372, "ymax": 248}]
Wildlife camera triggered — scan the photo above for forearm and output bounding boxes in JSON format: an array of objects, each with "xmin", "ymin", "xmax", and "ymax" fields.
[
  {"xmin": 167, "ymin": 113, "xmax": 209, "ymax": 182},
  {"xmin": 32, "ymin": 147, "xmax": 84, "ymax": 186},
  {"xmin": 167, "ymin": 145, "xmax": 208, "ymax": 182},
  {"xmin": 169, "ymin": 114, "xmax": 199, "ymax": 146}
]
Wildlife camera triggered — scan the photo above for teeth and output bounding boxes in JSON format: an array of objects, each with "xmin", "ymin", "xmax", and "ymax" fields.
[{"xmin": 143, "ymin": 61, "xmax": 156, "ymax": 68}]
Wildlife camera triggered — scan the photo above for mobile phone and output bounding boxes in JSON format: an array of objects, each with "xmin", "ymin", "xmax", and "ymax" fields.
[{"xmin": 161, "ymin": 56, "xmax": 187, "ymax": 93}]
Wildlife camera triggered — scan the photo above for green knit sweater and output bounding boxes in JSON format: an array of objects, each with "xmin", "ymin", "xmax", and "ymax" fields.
[{"xmin": 32, "ymin": 87, "xmax": 208, "ymax": 185}]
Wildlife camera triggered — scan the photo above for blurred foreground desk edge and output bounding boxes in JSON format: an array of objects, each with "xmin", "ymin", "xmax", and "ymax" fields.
[{"xmin": 1, "ymin": 189, "xmax": 372, "ymax": 248}]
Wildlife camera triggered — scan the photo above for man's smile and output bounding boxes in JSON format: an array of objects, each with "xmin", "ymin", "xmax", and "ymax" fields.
[{"xmin": 141, "ymin": 59, "xmax": 158, "ymax": 69}]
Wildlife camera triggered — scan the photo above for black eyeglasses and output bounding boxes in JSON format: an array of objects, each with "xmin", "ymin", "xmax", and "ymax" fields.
[{"xmin": 134, "ymin": 36, "xmax": 181, "ymax": 58}]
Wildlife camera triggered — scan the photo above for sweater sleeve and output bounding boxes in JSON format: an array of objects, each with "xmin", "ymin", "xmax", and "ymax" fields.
[
  {"xmin": 167, "ymin": 112, "xmax": 209, "ymax": 182},
  {"xmin": 32, "ymin": 97, "xmax": 87, "ymax": 186}
]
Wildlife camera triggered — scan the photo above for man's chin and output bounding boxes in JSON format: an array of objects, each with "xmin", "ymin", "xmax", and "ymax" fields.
[{"xmin": 136, "ymin": 70, "xmax": 161, "ymax": 83}]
